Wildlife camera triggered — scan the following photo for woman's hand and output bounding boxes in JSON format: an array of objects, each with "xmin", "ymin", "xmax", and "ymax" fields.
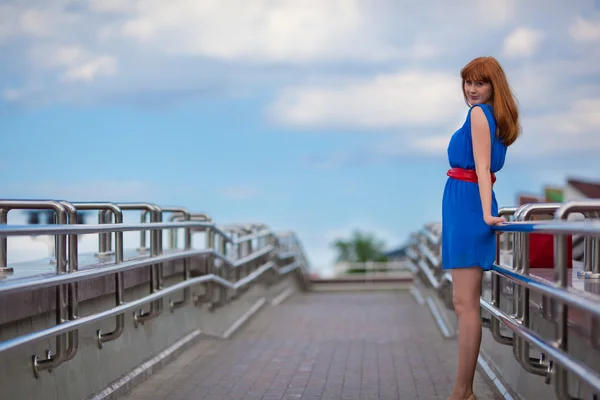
[{"xmin": 484, "ymin": 215, "xmax": 506, "ymax": 226}]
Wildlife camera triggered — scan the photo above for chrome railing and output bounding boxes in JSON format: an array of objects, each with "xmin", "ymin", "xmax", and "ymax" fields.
[
  {"xmin": 0, "ymin": 199, "xmax": 311, "ymax": 378},
  {"xmin": 409, "ymin": 200, "xmax": 600, "ymax": 400},
  {"xmin": 329, "ymin": 261, "xmax": 413, "ymax": 280}
]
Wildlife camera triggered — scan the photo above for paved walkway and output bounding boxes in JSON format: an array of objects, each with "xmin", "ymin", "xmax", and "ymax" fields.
[{"xmin": 122, "ymin": 292, "xmax": 499, "ymax": 400}]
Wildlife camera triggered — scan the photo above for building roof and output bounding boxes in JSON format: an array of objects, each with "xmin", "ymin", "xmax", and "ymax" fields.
[
  {"xmin": 567, "ymin": 178, "xmax": 600, "ymax": 199},
  {"xmin": 518, "ymin": 194, "xmax": 542, "ymax": 205},
  {"xmin": 385, "ymin": 246, "xmax": 407, "ymax": 258}
]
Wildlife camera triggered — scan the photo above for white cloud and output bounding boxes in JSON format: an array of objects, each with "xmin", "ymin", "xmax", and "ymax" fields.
[
  {"xmin": 0, "ymin": 3, "xmax": 81, "ymax": 44},
  {"xmin": 570, "ymin": 16, "xmax": 600, "ymax": 41},
  {"xmin": 476, "ymin": 0, "xmax": 517, "ymax": 27},
  {"xmin": 410, "ymin": 135, "xmax": 452, "ymax": 154},
  {"xmin": 28, "ymin": 44, "xmax": 118, "ymax": 82},
  {"xmin": 94, "ymin": 0, "xmax": 408, "ymax": 64},
  {"xmin": 19, "ymin": 9, "xmax": 52, "ymax": 37},
  {"xmin": 89, "ymin": 0, "xmax": 134, "ymax": 14},
  {"xmin": 267, "ymin": 71, "xmax": 465, "ymax": 130},
  {"xmin": 297, "ymin": 92, "xmax": 600, "ymax": 167},
  {"xmin": 502, "ymin": 27, "xmax": 545, "ymax": 58},
  {"xmin": 0, "ymin": 0, "xmax": 598, "ymax": 165},
  {"xmin": 63, "ymin": 55, "xmax": 117, "ymax": 82},
  {"xmin": 551, "ymin": 98, "xmax": 600, "ymax": 134},
  {"xmin": 512, "ymin": 97, "xmax": 600, "ymax": 155}
]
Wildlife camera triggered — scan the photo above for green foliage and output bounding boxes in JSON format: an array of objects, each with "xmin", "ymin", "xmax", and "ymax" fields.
[{"xmin": 331, "ymin": 229, "xmax": 389, "ymax": 263}]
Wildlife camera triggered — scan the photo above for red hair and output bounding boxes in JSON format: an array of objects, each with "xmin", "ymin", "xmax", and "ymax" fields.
[{"xmin": 461, "ymin": 57, "xmax": 521, "ymax": 146}]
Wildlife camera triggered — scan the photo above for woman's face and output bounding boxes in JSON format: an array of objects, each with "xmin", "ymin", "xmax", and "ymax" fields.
[{"xmin": 464, "ymin": 79, "xmax": 493, "ymax": 105}]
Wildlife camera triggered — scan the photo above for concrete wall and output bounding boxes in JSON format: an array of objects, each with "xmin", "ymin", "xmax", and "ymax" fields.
[{"xmin": 0, "ymin": 255, "xmax": 303, "ymax": 400}]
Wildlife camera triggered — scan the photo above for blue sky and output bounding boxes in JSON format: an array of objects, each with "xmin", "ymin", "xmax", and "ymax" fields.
[{"xmin": 1, "ymin": 0, "xmax": 600, "ymax": 271}]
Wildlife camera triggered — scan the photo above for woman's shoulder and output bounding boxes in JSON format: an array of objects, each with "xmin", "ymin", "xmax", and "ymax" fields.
[
  {"xmin": 467, "ymin": 104, "xmax": 496, "ymax": 126},
  {"xmin": 467, "ymin": 103, "xmax": 493, "ymax": 115}
]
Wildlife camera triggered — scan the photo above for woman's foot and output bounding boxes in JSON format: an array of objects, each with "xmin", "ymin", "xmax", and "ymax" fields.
[{"xmin": 447, "ymin": 391, "xmax": 475, "ymax": 400}]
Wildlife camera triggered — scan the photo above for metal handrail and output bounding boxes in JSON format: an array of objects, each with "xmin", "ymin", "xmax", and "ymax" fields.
[
  {"xmin": 480, "ymin": 298, "xmax": 600, "ymax": 395},
  {"xmin": 0, "ymin": 221, "xmax": 233, "ymax": 236},
  {"xmin": 0, "ymin": 260, "xmax": 297, "ymax": 355},
  {"xmin": 0, "ymin": 200, "xmax": 71, "ymax": 372},
  {"xmin": 491, "ymin": 220, "xmax": 600, "ymax": 235},
  {"xmin": 0, "ymin": 199, "xmax": 311, "ymax": 379},
  {"xmin": 410, "ymin": 200, "xmax": 600, "ymax": 400},
  {"xmin": 0, "ymin": 244, "xmax": 279, "ymax": 296}
]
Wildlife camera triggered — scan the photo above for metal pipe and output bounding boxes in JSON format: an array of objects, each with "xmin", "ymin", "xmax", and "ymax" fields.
[
  {"xmin": 97, "ymin": 210, "xmax": 114, "ymax": 256},
  {"xmin": 209, "ymin": 232, "xmax": 227, "ymax": 310},
  {"xmin": 490, "ymin": 263, "xmax": 600, "ymax": 318},
  {"xmin": 417, "ymin": 242, "xmax": 440, "ymax": 268},
  {"xmin": 490, "ymin": 207, "xmax": 516, "ymax": 346},
  {"xmin": 7, "ymin": 218, "xmax": 600, "ymax": 239},
  {"xmin": 169, "ymin": 213, "xmax": 212, "ymax": 249},
  {"xmin": 0, "ymin": 221, "xmax": 306, "ymax": 247},
  {"xmin": 0, "ymin": 260, "xmax": 298, "ymax": 356},
  {"xmin": 139, "ymin": 210, "xmax": 150, "ymax": 252},
  {"xmin": 116, "ymin": 203, "xmax": 163, "ymax": 326},
  {"xmin": 499, "ymin": 207, "xmax": 518, "ymax": 251},
  {"xmin": 0, "ymin": 200, "xmax": 68, "ymax": 376},
  {"xmin": 161, "ymin": 207, "xmax": 191, "ymax": 311},
  {"xmin": 0, "ymin": 205, "xmax": 312, "ymax": 366},
  {"xmin": 0, "ymin": 243, "xmax": 274, "ymax": 297},
  {"xmin": 63, "ymin": 203, "xmax": 127, "ymax": 348},
  {"xmin": 594, "ymin": 235, "xmax": 600, "ymax": 275},
  {"xmin": 207, "ymin": 229, "xmax": 224, "ymax": 310},
  {"xmin": 513, "ymin": 203, "xmax": 560, "ymax": 377},
  {"xmin": 553, "ymin": 201, "xmax": 600, "ymax": 399},
  {"xmin": 98, "ymin": 211, "xmax": 106, "ymax": 255},
  {"xmin": 480, "ymin": 297, "xmax": 600, "ymax": 395},
  {"xmin": 105, "ymin": 211, "xmax": 113, "ymax": 255},
  {"xmin": 220, "ymin": 234, "xmax": 236, "ymax": 301},
  {"xmin": 0, "ymin": 209, "xmax": 10, "ymax": 273},
  {"xmin": 168, "ymin": 213, "xmax": 181, "ymax": 249},
  {"xmin": 58, "ymin": 201, "xmax": 79, "ymax": 364},
  {"xmin": 585, "ymin": 235, "xmax": 594, "ymax": 272}
]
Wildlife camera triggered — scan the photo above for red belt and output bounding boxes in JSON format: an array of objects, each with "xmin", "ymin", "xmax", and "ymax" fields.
[{"xmin": 447, "ymin": 167, "xmax": 496, "ymax": 184}]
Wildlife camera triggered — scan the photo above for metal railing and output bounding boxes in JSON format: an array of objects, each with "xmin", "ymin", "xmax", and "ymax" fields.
[
  {"xmin": 408, "ymin": 200, "xmax": 600, "ymax": 400},
  {"xmin": 0, "ymin": 199, "xmax": 311, "ymax": 378},
  {"xmin": 330, "ymin": 261, "xmax": 413, "ymax": 279}
]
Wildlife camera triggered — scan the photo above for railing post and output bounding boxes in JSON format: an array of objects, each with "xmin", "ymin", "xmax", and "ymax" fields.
[
  {"xmin": 164, "ymin": 208, "xmax": 191, "ymax": 311},
  {"xmin": 490, "ymin": 208, "xmax": 514, "ymax": 346},
  {"xmin": 0, "ymin": 209, "xmax": 11, "ymax": 273},
  {"xmin": 555, "ymin": 215, "xmax": 571, "ymax": 399}
]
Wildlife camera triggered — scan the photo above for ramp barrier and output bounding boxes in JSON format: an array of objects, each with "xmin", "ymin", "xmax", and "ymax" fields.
[
  {"xmin": 0, "ymin": 200, "xmax": 311, "ymax": 384},
  {"xmin": 408, "ymin": 200, "xmax": 600, "ymax": 400}
]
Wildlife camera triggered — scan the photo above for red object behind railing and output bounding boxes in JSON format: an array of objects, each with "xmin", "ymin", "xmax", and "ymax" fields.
[{"xmin": 529, "ymin": 233, "xmax": 573, "ymax": 269}]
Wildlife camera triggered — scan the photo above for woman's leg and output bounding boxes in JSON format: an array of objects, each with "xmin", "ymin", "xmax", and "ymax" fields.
[{"xmin": 449, "ymin": 267, "xmax": 483, "ymax": 399}]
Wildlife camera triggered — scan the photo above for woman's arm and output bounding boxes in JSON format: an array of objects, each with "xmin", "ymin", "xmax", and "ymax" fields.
[{"xmin": 471, "ymin": 106, "xmax": 504, "ymax": 225}]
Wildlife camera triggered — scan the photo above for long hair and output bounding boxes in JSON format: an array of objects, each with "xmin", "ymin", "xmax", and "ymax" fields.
[{"xmin": 460, "ymin": 57, "xmax": 521, "ymax": 146}]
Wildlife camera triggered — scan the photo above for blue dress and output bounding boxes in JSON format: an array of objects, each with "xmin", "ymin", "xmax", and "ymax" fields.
[{"xmin": 441, "ymin": 104, "xmax": 507, "ymax": 271}]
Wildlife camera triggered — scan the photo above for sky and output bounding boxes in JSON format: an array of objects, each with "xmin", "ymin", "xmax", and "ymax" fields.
[{"xmin": 1, "ymin": 0, "xmax": 600, "ymax": 272}]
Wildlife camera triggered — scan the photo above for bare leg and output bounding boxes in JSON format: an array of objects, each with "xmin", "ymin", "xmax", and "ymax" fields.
[{"xmin": 449, "ymin": 267, "xmax": 483, "ymax": 400}]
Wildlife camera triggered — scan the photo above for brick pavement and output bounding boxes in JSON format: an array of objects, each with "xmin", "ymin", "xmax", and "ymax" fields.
[{"xmin": 122, "ymin": 291, "xmax": 500, "ymax": 400}]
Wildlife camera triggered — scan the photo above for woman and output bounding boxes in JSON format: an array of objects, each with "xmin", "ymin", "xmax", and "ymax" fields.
[{"xmin": 441, "ymin": 56, "xmax": 521, "ymax": 400}]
